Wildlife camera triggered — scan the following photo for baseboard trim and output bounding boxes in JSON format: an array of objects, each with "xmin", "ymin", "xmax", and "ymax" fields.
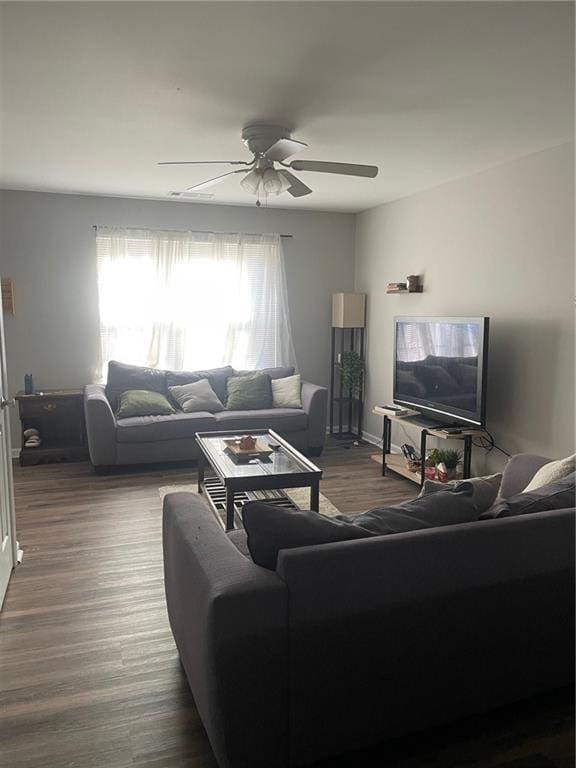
[{"xmin": 360, "ymin": 431, "xmax": 402, "ymax": 455}]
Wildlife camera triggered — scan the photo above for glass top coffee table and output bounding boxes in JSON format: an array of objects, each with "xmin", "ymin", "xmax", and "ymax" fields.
[{"xmin": 195, "ymin": 429, "xmax": 322, "ymax": 531}]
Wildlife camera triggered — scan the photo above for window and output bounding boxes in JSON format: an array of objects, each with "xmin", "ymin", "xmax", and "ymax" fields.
[{"xmin": 96, "ymin": 228, "xmax": 296, "ymax": 376}]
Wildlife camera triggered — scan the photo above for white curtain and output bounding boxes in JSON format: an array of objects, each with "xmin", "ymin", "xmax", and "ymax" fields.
[
  {"xmin": 95, "ymin": 227, "xmax": 297, "ymax": 376},
  {"xmin": 397, "ymin": 321, "xmax": 479, "ymax": 362}
]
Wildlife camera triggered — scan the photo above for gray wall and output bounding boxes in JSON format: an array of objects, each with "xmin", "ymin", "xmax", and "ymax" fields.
[
  {"xmin": 355, "ymin": 144, "xmax": 575, "ymax": 472},
  {"xmin": 0, "ymin": 191, "xmax": 355, "ymax": 446}
]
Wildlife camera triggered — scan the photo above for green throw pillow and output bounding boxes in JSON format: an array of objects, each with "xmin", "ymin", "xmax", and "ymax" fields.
[
  {"xmin": 226, "ymin": 373, "xmax": 272, "ymax": 410},
  {"xmin": 116, "ymin": 389, "xmax": 175, "ymax": 419}
]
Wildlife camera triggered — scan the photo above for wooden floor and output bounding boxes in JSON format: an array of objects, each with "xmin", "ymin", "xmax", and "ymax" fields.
[{"xmin": 0, "ymin": 441, "xmax": 573, "ymax": 768}]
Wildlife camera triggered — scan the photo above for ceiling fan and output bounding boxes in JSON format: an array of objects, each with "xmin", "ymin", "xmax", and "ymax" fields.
[{"xmin": 159, "ymin": 124, "xmax": 379, "ymax": 205}]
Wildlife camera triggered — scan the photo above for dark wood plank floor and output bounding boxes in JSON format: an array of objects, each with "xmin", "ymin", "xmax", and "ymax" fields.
[{"xmin": 0, "ymin": 441, "xmax": 573, "ymax": 768}]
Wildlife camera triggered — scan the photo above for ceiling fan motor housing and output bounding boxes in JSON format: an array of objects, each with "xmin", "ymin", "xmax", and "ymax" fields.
[{"xmin": 241, "ymin": 124, "xmax": 291, "ymax": 156}]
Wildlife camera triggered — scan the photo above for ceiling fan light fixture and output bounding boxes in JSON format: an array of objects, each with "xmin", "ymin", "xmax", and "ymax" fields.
[
  {"xmin": 262, "ymin": 168, "xmax": 290, "ymax": 195},
  {"xmin": 240, "ymin": 168, "xmax": 262, "ymax": 195}
]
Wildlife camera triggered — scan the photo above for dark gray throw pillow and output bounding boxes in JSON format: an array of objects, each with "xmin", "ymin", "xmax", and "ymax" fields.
[
  {"xmin": 419, "ymin": 473, "xmax": 503, "ymax": 516},
  {"xmin": 166, "ymin": 365, "xmax": 234, "ymax": 404},
  {"xmin": 106, "ymin": 360, "xmax": 167, "ymax": 409},
  {"xmin": 242, "ymin": 502, "xmax": 374, "ymax": 570},
  {"xmin": 353, "ymin": 483, "xmax": 479, "ymax": 535},
  {"xmin": 480, "ymin": 472, "xmax": 575, "ymax": 519}
]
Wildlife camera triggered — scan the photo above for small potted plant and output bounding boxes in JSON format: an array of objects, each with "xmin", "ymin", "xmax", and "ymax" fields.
[
  {"xmin": 425, "ymin": 448, "xmax": 462, "ymax": 480},
  {"xmin": 436, "ymin": 449, "xmax": 462, "ymax": 480},
  {"xmin": 422, "ymin": 448, "xmax": 441, "ymax": 479}
]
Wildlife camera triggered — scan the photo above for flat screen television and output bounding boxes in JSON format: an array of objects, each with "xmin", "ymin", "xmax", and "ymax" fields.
[{"xmin": 393, "ymin": 316, "xmax": 489, "ymax": 427}]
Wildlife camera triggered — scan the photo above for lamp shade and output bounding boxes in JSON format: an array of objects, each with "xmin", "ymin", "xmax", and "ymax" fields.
[{"xmin": 332, "ymin": 293, "xmax": 366, "ymax": 328}]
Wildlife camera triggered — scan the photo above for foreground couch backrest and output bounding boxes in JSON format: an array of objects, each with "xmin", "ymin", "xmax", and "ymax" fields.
[
  {"xmin": 84, "ymin": 362, "xmax": 328, "ymax": 468},
  {"xmin": 163, "ymin": 464, "xmax": 575, "ymax": 768}
]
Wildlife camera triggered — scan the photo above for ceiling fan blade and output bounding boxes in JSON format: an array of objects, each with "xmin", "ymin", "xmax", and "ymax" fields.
[
  {"xmin": 265, "ymin": 138, "xmax": 308, "ymax": 162},
  {"xmin": 186, "ymin": 168, "xmax": 248, "ymax": 192},
  {"xmin": 278, "ymin": 170, "xmax": 313, "ymax": 198},
  {"xmin": 158, "ymin": 160, "xmax": 252, "ymax": 166},
  {"xmin": 289, "ymin": 160, "xmax": 378, "ymax": 178}
]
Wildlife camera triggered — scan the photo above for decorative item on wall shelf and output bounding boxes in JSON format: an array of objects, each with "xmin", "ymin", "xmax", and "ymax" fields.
[
  {"xmin": 330, "ymin": 293, "xmax": 366, "ymax": 441},
  {"xmin": 1, "ymin": 278, "xmax": 14, "ymax": 314},
  {"xmin": 386, "ymin": 274, "xmax": 423, "ymax": 294}
]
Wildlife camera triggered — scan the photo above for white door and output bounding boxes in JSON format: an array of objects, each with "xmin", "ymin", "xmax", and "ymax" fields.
[{"xmin": 0, "ymin": 286, "xmax": 17, "ymax": 609}]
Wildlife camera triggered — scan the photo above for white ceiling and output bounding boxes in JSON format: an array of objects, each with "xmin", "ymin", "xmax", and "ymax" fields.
[{"xmin": 0, "ymin": 1, "xmax": 573, "ymax": 213}]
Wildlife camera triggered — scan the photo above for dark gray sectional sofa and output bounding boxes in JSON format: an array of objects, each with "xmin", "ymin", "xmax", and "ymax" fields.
[
  {"xmin": 84, "ymin": 362, "xmax": 328, "ymax": 470},
  {"xmin": 163, "ymin": 453, "xmax": 575, "ymax": 768}
]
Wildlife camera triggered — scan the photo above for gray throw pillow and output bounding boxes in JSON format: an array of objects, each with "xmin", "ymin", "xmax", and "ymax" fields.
[
  {"xmin": 169, "ymin": 379, "xmax": 224, "ymax": 413},
  {"xmin": 419, "ymin": 473, "xmax": 503, "ymax": 515},
  {"xmin": 480, "ymin": 472, "xmax": 575, "ymax": 519},
  {"xmin": 115, "ymin": 389, "xmax": 175, "ymax": 419},
  {"xmin": 242, "ymin": 502, "xmax": 374, "ymax": 570},
  {"xmin": 166, "ymin": 365, "xmax": 234, "ymax": 404},
  {"xmin": 226, "ymin": 373, "xmax": 273, "ymax": 410},
  {"xmin": 353, "ymin": 483, "xmax": 479, "ymax": 535},
  {"xmin": 106, "ymin": 361, "xmax": 167, "ymax": 409}
]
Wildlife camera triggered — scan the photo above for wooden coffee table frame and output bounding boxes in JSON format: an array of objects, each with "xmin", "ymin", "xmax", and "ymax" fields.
[{"xmin": 195, "ymin": 429, "xmax": 322, "ymax": 531}]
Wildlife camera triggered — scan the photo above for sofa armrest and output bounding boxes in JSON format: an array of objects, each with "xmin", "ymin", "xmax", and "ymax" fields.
[
  {"xmin": 163, "ymin": 493, "xmax": 288, "ymax": 768},
  {"xmin": 301, "ymin": 381, "xmax": 328, "ymax": 449},
  {"xmin": 499, "ymin": 453, "xmax": 551, "ymax": 498},
  {"xmin": 84, "ymin": 383, "xmax": 116, "ymax": 466}
]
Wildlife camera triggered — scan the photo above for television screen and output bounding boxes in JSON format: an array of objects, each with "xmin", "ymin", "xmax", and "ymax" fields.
[{"xmin": 394, "ymin": 316, "xmax": 489, "ymax": 426}]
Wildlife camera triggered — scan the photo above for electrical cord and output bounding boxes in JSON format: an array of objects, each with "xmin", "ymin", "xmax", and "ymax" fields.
[{"xmin": 472, "ymin": 430, "xmax": 511, "ymax": 458}]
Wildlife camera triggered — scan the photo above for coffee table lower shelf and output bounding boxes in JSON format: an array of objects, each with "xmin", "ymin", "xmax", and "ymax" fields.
[{"xmin": 201, "ymin": 475, "xmax": 301, "ymax": 530}]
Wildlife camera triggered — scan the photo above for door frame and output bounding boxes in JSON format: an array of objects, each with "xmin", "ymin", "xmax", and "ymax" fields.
[{"xmin": 0, "ymin": 282, "xmax": 18, "ymax": 608}]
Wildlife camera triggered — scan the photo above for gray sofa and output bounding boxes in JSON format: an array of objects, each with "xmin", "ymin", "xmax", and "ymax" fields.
[
  {"xmin": 84, "ymin": 363, "xmax": 328, "ymax": 470},
  {"xmin": 163, "ymin": 454, "xmax": 575, "ymax": 768}
]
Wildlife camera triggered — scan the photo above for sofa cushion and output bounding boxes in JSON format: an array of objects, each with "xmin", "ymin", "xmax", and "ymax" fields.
[
  {"xmin": 242, "ymin": 502, "xmax": 374, "ymax": 570},
  {"xmin": 234, "ymin": 366, "xmax": 295, "ymax": 381},
  {"xmin": 419, "ymin": 473, "xmax": 502, "ymax": 515},
  {"xmin": 169, "ymin": 379, "xmax": 224, "ymax": 413},
  {"xmin": 116, "ymin": 390, "xmax": 175, "ymax": 419},
  {"xmin": 116, "ymin": 411, "xmax": 217, "ymax": 443},
  {"xmin": 226, "ymin": 373, "xmax": 273, "ymax": 410},
  {"xmin": 106, "ymin": 361, "xmax": 167, "ymax": 409},
  {"xmin": 214, "ymin": 408, "xmax": 307, "ymax": 433},
  {"xmin": 166, "ymin": 366, "xmax": 234, "ymax": 404},
  {"xmin": 480, "ymin": 473, "xmax": 575, "ymax": 519},
  {"xmin": 353, "ymin": 483, "xmax": 479, "ymax": 534}
]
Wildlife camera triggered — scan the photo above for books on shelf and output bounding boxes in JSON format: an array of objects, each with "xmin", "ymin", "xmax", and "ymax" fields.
[{"xmin": 386, "ymin": 282, "xmax": 408, "ymax": 293}]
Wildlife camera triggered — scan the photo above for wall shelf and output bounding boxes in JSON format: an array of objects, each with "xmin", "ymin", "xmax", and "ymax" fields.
[{"xmin": 386, "ymin": 274, "xmax": 423, "ymax": 294}]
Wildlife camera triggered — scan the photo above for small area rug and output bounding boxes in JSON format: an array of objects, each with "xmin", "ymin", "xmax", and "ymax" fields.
[{"xmin": 158, "ymin": 484, "xmax": 341, "ymax": 518}]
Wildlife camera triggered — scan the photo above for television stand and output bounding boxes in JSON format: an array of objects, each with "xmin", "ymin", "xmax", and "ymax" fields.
[{"xmin": 370, "ymin": 409, "xmax": 488, "ymax": 487}]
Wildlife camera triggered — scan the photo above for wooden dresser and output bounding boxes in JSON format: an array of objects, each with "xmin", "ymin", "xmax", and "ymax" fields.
[{"xmin": 16, "ymin": 389, "xmax": 89, "ymax": 466}]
